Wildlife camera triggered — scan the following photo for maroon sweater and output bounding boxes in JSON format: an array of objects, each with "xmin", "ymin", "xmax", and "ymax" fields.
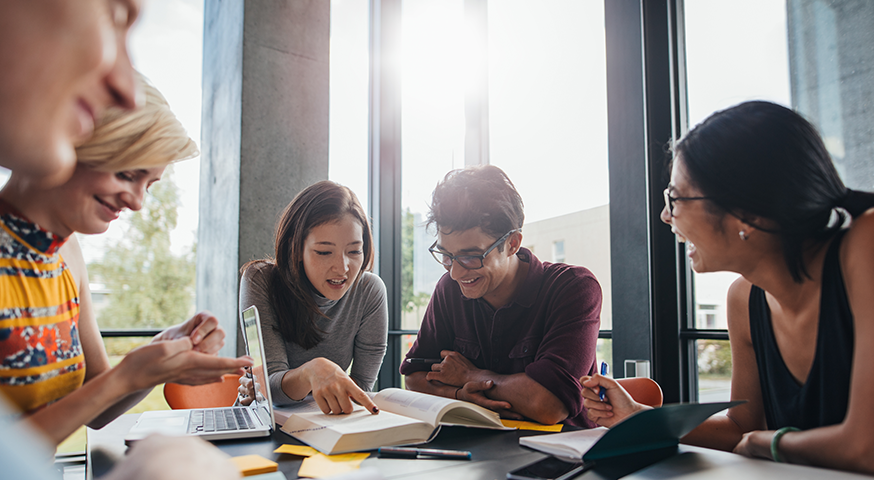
[{"xmin": 400, "ymin": 248, "xmax": 601, "ymax": 427}]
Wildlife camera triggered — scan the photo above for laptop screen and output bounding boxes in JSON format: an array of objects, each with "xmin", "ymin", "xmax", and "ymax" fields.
[{"xmin": 240, "ymin": 306, "xmax": 275, "ymax": 427}]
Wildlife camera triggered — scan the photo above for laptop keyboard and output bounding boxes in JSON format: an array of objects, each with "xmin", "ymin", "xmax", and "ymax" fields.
[{"xmin": 188, "ymin": 408, "xmax": 257, "ymax": 434}]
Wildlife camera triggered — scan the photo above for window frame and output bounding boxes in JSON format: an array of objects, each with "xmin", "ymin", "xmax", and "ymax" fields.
[{"xmin": 604, "ymin": 0, "xmax": 730, "ymax": 403}]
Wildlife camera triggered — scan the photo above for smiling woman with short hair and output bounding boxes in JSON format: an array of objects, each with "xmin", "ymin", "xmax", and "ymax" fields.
[{"xmin": 0, "ymin": 75, "xmax": 251, "ymax": 447}]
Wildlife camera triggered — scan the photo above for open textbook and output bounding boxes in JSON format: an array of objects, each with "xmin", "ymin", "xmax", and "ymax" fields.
[
  {"xmin": 520, "ymin": 401, "xmax": 744, "ymax": 461},
  {"xmin": 279, "ymin": 388, "xmax": 510, "ymax": 454}
]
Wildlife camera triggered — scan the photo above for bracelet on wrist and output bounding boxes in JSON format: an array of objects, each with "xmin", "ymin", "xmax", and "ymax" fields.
[{"xmin": 770, "ymin": 426, "xmax": 800, "ymax": 463}]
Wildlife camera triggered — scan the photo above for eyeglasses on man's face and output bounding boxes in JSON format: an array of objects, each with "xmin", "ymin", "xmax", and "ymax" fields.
[
  {"xmin": 429, "ymin": 228, "xmax": 521, "ymax": 270},
  {"xmin": 663, "ymin": 187, "xmax": 711, "ymax": 217}
]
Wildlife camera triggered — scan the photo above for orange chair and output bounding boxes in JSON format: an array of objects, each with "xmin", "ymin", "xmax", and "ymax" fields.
[
  {"xmin": 617, "ymin": 377, "xmax": 663, "ymax": 407},
  {"xmin": 163, "ymin": 374, "xmax": 241, "ymax": 409}
]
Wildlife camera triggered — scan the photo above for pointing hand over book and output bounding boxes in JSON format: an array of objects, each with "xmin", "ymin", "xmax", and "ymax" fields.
[{"xmin": 304, "ymin": 358, "xmax": 379, "ymax": 415}]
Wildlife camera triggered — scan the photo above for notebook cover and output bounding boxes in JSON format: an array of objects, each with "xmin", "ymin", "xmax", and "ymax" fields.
[{"xmin": 583, "ymin": 401, "xmax": 744, "ymax": 461}]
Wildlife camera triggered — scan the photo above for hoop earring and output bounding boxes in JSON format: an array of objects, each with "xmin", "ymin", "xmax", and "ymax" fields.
[{"xmin": 739, "ymin": 230, "xmax": 748, "ymax": 241}]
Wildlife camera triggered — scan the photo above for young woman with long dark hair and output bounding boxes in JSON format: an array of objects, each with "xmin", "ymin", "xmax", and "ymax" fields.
[
  {"xmin": 239, "ymin": 181, "xmax": 388, "ymax": 415},
  {"xmin": 582, "ymin": 101, "xmax": 874, "ymax": 474}
]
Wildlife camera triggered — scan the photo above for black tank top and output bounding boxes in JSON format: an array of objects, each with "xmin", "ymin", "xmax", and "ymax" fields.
[{"xmin": 748, "ymin": 230, "xmax": 854, "ymax": 430}]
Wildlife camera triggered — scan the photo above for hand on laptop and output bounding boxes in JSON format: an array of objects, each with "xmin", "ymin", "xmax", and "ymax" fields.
[
  {"xmin": 152, "ymin": 311, "xmax": 226, "ymax": 354},
  {"xmin": 580, "ymin": 374, "xmax": 649, "ymax": 427},
  {"xmin": 237, "ymin": 374, "xmax": 262, "ymax": 406}
]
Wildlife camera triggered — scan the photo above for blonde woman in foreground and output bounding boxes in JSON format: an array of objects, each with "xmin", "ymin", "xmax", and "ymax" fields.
[{"xmin": 0, "ymin": 75, "xmax": 252, "ymax": 447}]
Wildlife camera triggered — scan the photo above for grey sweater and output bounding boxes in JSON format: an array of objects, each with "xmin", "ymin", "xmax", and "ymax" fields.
[{"xmin": 239, "ymin": 263, "xmax": 388, "ymax": 405}]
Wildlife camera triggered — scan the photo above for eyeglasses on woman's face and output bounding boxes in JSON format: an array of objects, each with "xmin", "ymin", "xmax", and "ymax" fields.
[
  {"xmin": 428, "ymin": 228, "xmax": 521, "ymax": 270},
  {"xmin": 663, "ymin": 187, "xmax": 711, "ymax": 217}
]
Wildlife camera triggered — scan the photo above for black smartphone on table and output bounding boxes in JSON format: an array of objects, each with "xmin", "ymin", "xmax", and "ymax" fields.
[{"xmin": 506, "ymin": 456, "xmax": 590, "ymax": 480}]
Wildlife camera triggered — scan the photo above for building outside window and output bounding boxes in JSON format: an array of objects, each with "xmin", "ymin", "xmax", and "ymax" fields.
[{"xmin": 552, "ymin": 240, "xmax": 566, "ymax": 263}]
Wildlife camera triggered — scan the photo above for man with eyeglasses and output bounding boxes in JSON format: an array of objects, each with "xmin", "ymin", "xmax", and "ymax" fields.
[{"xmin": 400, "ymin": 165, "xmax": 602, "ymax": 427}]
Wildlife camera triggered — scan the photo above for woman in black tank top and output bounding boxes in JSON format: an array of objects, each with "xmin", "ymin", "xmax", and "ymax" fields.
[{"xmin": 579, "ymin": 101, "xmax": 874, "ymax": 474}]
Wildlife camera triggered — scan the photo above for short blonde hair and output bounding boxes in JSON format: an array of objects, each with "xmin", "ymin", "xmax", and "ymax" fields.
[{"xmin": 75, "ymin": 73, "xmax": 198, "ymax": 172}]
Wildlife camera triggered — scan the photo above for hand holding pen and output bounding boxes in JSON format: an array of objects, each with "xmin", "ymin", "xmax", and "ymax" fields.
[{"xmin": 580, "ymin": 365, "xmax": 652, "ymax": 429}]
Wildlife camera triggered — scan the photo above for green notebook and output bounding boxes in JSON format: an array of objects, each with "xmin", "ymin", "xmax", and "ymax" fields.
[{"xmin": 520, "ymin": 401, "xmax": 745, "ymax": 461}]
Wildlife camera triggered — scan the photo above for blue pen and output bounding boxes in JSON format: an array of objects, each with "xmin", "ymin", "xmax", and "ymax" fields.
[{"xmin": 599, "ymin": 361, "xmax": 609, "ymax": 401}]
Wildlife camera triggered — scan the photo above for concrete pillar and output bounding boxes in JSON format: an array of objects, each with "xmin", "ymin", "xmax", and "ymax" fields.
[{"xmin": 199, "ymin": 0, "xmax": 330, "ymax": 356}]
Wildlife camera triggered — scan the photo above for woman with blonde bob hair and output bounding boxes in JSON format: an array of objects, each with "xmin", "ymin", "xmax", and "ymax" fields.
[
  {"xmin": 239, "ymin": 181, "xmax": 388, "ymax": 416},
  {"xmin": 0, "ymin": 73, "xmax": 251, "ymax": 446}
]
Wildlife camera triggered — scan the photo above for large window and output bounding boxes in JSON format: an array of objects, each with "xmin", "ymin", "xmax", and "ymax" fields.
[
  {"xmin": 391, "ymin": 0, "xmax": 613, "ymax": 385},
  {"xmin": 488, "ymin": 0, "xmax": 610, "ymax": 330},
  {"xmin": 682, "ymin": 0, "xmax": 791, "ymax": 403},
  {"xmin": 363, "ymin": 0, "xmax": 874, "ymax": 397},
  {"xmin": 488, "ymin": 0, "xmax": 613, "ymax": 372},
  {"xmin": 399, "ymin": 0, "xmax": 467, "ymax": 341}
]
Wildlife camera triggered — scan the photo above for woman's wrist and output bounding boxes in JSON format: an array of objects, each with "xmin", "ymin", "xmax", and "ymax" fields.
[
  {"xmin": 744, "ymin": 430, "xmax": 778, "ymax": 460},
  {"xmin": 299, "ymin": 359, "xmax": 316, "ymax": 384},
  {"xmin": 770, "ymin": 427, "xmax": 800, "ymax": 462},
  {"xmin": 113, "ymin": 356, "xmax": 147, "ymax": 393},
  {"xmin": 91, "ymin": 365, "xmax": 138, "ymax": 403},
  {"xmin": 281, "ymin": 367, "xmax": 310, "ymax": 401}
]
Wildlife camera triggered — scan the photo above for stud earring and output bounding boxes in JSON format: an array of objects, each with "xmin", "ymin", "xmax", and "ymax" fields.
[{"xmin": 739, "ymin": 230, "xmax": 748, "ymax": 241}]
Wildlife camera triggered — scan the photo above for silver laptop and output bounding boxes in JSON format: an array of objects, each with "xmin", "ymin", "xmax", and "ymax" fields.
[{"xmin": 125, "ymin": 306, "xmax": 275, "ymax": 442}]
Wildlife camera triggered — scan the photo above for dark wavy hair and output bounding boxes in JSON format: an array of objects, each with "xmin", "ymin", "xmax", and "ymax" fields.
[
  {"xmin": 243, "ymin": 181, "xmax": 374, "ymax": 349},
  {"xmin": 427, "ymin": 165, "xmax": 524, "ymax": 245},
  {"xmin": 674, "ymin": 101, "xmax": 874, "ymax": 282}
]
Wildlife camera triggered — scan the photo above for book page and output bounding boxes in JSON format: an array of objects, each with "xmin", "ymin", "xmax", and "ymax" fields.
[
  {"xmin": 372, "ymin": 388, "xmax": 456, "ymax": 426},
  {"xmin": 373, "ymin": 388, "xmax": 505, "ymax": 429},
  {"xmin": 272, "ymin": 395, "xmax": 321, "ymax": 425},
  {"xmin": 284, "ymin": 406, "xmax": 426, "ymax": 435},
  {"xmin": 439, "ymin": 405, "xmax": 507, "ymax": 429},
  {"xmin": 281, "ymin": 407, "xmax": 436, "ymax": 454},
  {"xmin": 519, "ymin": 427, "xmax": 608, "ymax": 459}
]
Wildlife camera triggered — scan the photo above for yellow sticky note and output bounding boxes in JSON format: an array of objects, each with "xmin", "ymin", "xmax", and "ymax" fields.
[
  {"xmin": 501, "ymin": 419, "xmax": 564, "ymax": 432},
  {"xmin": 230, "ymin": 454, "xmax": 279, "ymax": 476},
  {"xmin": 274, "ymin": 444, "xmax": 319, "ymax": 457},
  {"xmin": 297, "ymin": 452, "xmax": 369, "ymax": 478}
]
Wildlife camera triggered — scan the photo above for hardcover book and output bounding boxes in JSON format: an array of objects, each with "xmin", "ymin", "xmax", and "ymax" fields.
[{"xmin": 280, "ymin": 388, "xmax": 511, "ymax": 454}]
